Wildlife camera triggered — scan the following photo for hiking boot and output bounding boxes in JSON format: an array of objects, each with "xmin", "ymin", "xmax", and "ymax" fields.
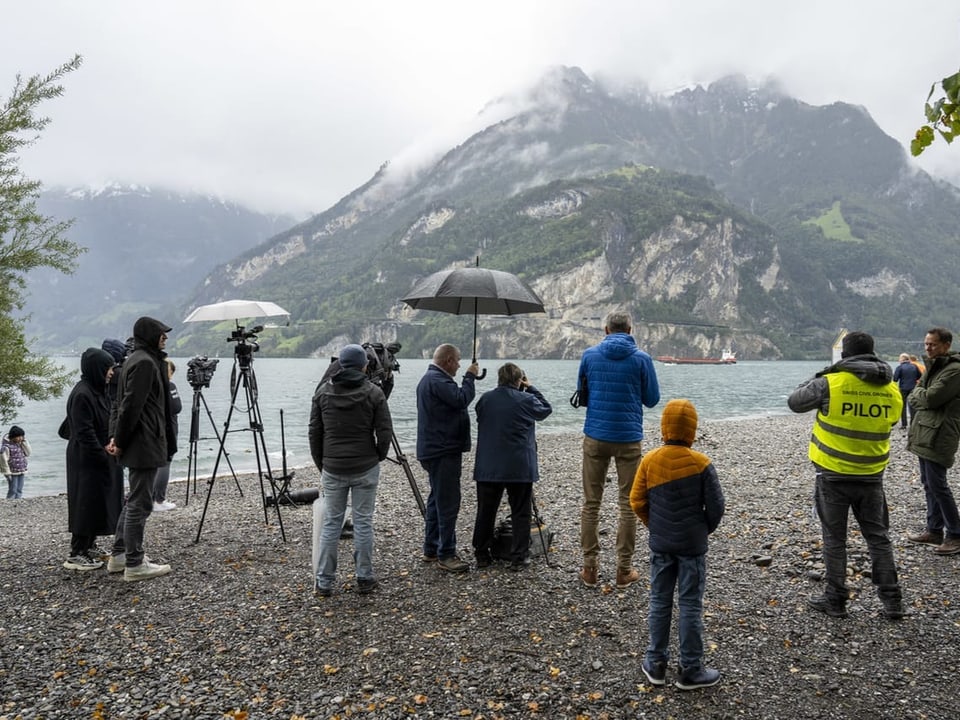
[
  {"xmin": 63, "ymin": 555, "xmax": 103, "ymax": 571},
  {"xmin": 123, "ymin": 561, "xmax": 171, "ymax": 582},
  {"xmin": 422, "ymin": 553, "xmax": 438, "ymax": 563},
  {"xmin": 580, "ymin": 566, "xmax": 598, "ymax": 588},
  {"xmin": 807, "ymin": 595, "xmax": 848, "ymax": 618},
  {"xmin": 882, "ymin": 601, "xmax": 905, "ymax": 620},
  {"xmin": 641, "ymin": 658, "xmax": 666, "ymax": 686},
  {"xmin": 616, "ymin": 567, "xmax": 640, "ymax": 590},
  {"xmin": 437, "ymin": 555, "xmax": 469, "ymax": 573},
  {"xmin": 675, "ymin": 665, "xmax": 721, "ymax": 690},
  {"xmin": 907, "ymin": 529, "xmax": 944, "ymax": 545},
  {"xmin": 934, "ymin": 536, "xmax": 960, "ymax": 555},
  {"xmin": 357, "ymin": 578, "xmax": 378, "ymax": 595},
  {"xmin": 314, "ymin": 582, "xmax": 333, "ymax": 597}
]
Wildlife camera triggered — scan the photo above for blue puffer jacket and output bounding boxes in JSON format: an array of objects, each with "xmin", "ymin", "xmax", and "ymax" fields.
[{"xmin": 578, "ymin": 333, "xmax": 660, "ymax": 442}]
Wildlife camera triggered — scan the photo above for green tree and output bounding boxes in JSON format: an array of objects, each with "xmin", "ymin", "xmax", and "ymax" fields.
[
  {"xmin": 0, "ymin": 56, "xmax": 85, "ymax": 419},
  {"xmin": 911, "ymin": 69, "xmax": 960, "ymax": 156}
]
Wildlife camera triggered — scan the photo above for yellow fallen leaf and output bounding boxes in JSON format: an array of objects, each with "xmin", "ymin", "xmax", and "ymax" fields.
[
  {"xmin": 414, "ymin": 694, "xmax": 428, "ymax": 705},
  {"xmin": 323, "ymin": 664, "xmax": 339, "ymax": 674},
  {"xmin": 549, "ymin": 666, "xmax": 561, "ymax": 677}
]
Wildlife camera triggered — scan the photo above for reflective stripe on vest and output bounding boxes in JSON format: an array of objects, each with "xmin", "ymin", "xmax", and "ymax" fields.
[{"xmin": 808, "ymin": 372, "xmax": 899, "ymax": 475}]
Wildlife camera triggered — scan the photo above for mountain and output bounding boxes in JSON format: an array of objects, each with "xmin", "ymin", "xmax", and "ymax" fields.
[
  {"xmin": 26, "ymin": 185, "xmax": 294, "ymax": 351},
  {"xmin": 177, "ymin": 67, "xmax": 960, "ymax": 360}
]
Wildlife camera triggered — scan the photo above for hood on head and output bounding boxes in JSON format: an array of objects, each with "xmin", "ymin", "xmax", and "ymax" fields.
[
  {"xmin": 133, "ymin": 317, "xmax": 172, "ymax": 350},
  {"xmin": 661, "ymin": 398, "xmax": 698, "ymax": 446},
  {"xmin": 101, "ymin": 337, "xmax": 126, "ymax": 364},
  {"xmin": 81, "ymin": 348, "xmax": 115, "ymax": 392}
]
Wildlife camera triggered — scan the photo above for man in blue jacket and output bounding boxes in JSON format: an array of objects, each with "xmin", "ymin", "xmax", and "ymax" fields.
[
  {"xmin": 416, "ymin": 344, "xmax": 479, "ymax": 573},
  {"xmin": 577, "ymin": 311, "xmax": 660, "ymax": 590}
]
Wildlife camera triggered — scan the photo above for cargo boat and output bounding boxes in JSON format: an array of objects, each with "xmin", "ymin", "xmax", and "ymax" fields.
[{"xmin": 655, "ymin": 350, "xmax": 737, "ymax": 365}]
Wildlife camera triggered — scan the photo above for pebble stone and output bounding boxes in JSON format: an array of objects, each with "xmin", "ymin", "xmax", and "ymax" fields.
[{"xmin": 0, "ymin": 414, "xmax": 957, "ymax": 719}]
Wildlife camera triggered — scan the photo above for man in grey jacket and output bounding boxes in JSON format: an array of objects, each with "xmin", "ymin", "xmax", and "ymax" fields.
[
  {"xmin": 309, "ymin": 344, "xmax": 393, "ymax": 596},
  {"xmin": 906, "ymin": 327, "xmax": 960, "ymax": 555}
]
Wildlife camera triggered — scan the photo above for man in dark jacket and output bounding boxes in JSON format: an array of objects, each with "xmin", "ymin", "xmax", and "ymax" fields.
[
  {"xmin": 106, "ymin": 317, "xmax": 174, "ymax": 582},
  {"xmin": 788, "ymin": 331, "xmax": 905, "ymax": 619},
  {"xmin": 906, "ymin": 327, "xmax": 960, "ymax": 555},
  {"xmin": 471, "ymin": 363, "xmax": 552, "ymax": 570},
  {"xmin": 577, "ymin": 311, "xmax": 660, "ymax": 590},
  {"xmin": 309, "ymin": 344, "xmax": 393, "ymax": 596},
  {"xmin": 416, "ymin": 344, "xmax": 479, "ymax": 573}
]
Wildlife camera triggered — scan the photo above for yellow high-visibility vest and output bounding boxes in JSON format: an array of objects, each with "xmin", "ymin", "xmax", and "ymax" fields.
[{"xmin": 808, "ymin": 372, "xmax": 902, "ymax": 475}]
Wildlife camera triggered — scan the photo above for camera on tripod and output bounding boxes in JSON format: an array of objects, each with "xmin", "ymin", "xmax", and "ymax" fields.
[{"xmin": 186, "ymin": 355, "xmax": 220, "ymax": 390}]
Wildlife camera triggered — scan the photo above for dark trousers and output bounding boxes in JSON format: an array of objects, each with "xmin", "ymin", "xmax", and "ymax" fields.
[
  {"xmin": 899, "ymin": 389, "xmax": 912, "ymax": 428},
  {"xmin": 70, "ymin": 533, "xmax": 96, "ymax": 557},
  {"xmin": 420, "ymin": 454, "xmax": 463, "ymax": 560},
  {"xmin": 111, "ymin": 466, "xmax": 157, "ymax": 566},
  {"xmin": 472, "ymin": 481, "xmax": 533, "ymax": 563},
  {"xmin": 814, "ymin": 475, "xmax": 901, "ymax": 605},
  {"xmin": 918, "ymin": 458, "xmax": 960, "ymax": 537}
]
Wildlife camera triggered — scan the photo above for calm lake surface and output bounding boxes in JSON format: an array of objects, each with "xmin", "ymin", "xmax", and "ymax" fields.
[{"xmin": 11, "ymin": 357, "xmax": 828, "ymax": 498}]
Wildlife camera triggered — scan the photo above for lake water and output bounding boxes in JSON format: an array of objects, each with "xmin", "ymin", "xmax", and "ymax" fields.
[{"xmin": 9, "ymin": 356, "xmax": 828, "ymax": 498}]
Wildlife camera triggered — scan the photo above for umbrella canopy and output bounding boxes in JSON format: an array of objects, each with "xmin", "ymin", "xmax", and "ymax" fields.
[
  {"xmin": 183, "ymin": 300, "xmax": 290, "ymax": 323},
  {"xmin": 402, "ymin": 267, "xmax": 544, "ymax": 316},
  {"xmin": 402, "ymin": 266, "xmax": 545, "ymax": 375}
]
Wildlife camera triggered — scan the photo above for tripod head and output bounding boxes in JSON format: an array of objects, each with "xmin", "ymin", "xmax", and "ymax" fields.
[{"xmin": 228, "ymin": 324, "xmax": 261, "ymax": 369}]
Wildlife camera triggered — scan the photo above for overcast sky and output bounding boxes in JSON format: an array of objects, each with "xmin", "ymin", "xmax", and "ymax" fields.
[{"xmin": 3, "ymin": 1, "xmax": 958, "ymax": 216}]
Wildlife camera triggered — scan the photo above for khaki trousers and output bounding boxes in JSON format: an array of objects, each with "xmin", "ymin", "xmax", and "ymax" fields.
[{"xmin": 580, "ymin": 436, "xmax": 643, "ymax": 570}]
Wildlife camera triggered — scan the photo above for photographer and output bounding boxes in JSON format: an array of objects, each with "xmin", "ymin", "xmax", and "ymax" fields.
[
  {"xmin": 471, "ymin": 363, "xmax": 552, "ymax": 571},
  {"xmin": 309, "ymin": 344, "xmax": 393, "ymax": 596}
]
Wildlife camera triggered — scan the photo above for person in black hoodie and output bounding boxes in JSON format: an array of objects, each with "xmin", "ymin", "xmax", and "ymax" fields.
[
  {"xmin": 62, "ymin": 348, "xmax": 118, "ymax": 570},
  {"xmin": 309, "ymin": 344, "xmax": 393, "ymax": 596},
  {"xmin": 106, "ymin": 317, "xmax": 175, "ymax": 582}
]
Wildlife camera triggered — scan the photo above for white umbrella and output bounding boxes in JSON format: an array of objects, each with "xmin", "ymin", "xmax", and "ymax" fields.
[{"xmin": 183, "ymin": 300, "xmax": 289, "ymax": 323}]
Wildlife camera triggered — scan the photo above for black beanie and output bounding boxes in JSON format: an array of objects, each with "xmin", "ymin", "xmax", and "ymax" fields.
[
  {"xmin": 841, "ymin": 331, "xmax": 875, "ymax": 358},
  {"xmin": 8, "ymin": 425, "xmax": 24, "ymax": 439}
]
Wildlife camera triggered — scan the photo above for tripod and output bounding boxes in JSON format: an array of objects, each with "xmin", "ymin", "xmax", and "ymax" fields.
[
  {"xmin": 384, "ymin": 432, "xmax": 425, "ymax": 516},
  {"xmin": 196, "ymin": 328, "xmax": 289, "ymax": 542},
  {"xmin": 183, "ymin": 384, "xmax": 241, "ymax": 506}
]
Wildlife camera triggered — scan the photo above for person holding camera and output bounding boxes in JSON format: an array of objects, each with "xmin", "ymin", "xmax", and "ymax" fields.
[
  {"xmin": 152, "ymin": 359, "xmax": 182, "ymax": 512},
  {"xmin": 472, "ymin": 363, "xmax": 552, "ymax": 570},
  {"xmin": 309, "ymin": 344, "xmax": 394, "ymax": 596},
  {"xmin": 416, "ymin": 344, "xmax": 479, "ymax": 573}
]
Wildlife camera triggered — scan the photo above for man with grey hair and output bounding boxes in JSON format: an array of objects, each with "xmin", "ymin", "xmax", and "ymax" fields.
[{"xmin": 576, "ymin": 311, "xmax": 660, "ymax": 590}]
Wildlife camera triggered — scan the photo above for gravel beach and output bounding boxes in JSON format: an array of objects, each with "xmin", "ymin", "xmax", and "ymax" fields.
[{"xmin": 1, "ymin": 414, "xmax": 958, "ymax": 719}]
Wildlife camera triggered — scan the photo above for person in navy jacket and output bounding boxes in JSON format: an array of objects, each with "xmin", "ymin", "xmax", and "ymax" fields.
[{"xmin": 471, "ymin": 363, "xmax": 553, "ymax": 570}]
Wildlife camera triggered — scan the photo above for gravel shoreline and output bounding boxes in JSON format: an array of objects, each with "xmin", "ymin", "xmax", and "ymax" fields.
[{"xmin": 1, "ymin": 414, "xmax": 958, "ymax": 719}]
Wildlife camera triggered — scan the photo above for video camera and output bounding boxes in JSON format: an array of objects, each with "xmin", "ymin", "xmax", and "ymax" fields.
[
  {"xmin": 186, "ymin": 355, "xmax": 220, "ymax": 390},
  {"xmin": 318, "ymin": 341, "xmax": 402, "ymax": 400}
]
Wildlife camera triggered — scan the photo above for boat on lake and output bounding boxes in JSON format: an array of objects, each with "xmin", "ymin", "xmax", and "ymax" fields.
[{"xmin": 655, "ymin": 350, "xmax": 737, "ymax": 365}]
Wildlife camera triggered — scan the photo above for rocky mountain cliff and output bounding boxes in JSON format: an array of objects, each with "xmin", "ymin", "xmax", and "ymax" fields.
[{"xmin": 175, "ymin": 67, "xmax": 960, "ymax": 360}]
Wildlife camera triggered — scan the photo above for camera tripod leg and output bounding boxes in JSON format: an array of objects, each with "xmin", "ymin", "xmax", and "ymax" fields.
[
  {"xmin": 530, "ymin": 489, "xmax": 552, "ymax": 568},
  {"xmin": 384, "ymin": 432, "xmax": 425, "ymax": 517}
]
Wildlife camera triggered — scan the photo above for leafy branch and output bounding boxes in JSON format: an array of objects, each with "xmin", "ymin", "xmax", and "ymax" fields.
[{"xmin": 911, "ymin": 70, "xmax": 960, "ymax": 156}]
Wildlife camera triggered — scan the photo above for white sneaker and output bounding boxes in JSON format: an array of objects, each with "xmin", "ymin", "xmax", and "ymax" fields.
[
  {"xmin": 153, "ymin": 500, "xmax": 176, "ymax": 512},
  {"xmin": 123, "ymin": 560, "xmax": 172, "ymax": 582},
  {"xmin": 108, "ymin": 553, "xmax": 152, "ymax": 573}
]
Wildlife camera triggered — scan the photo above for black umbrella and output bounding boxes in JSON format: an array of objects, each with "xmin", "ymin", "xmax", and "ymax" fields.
[{"xmin": 402, "ymin": 259, "xmax": 545, "ymax": 378}]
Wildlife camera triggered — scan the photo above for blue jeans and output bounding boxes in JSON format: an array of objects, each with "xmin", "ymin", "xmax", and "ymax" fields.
[
  {"xmin": 646, "ymin": 552, "xmax": 706, "ymax": 670},
  {"xmin": 6, "ymin": 473, "xmax": 25, "ymax": 499},
  {"xmin": 420, "ymin": 454, "xmax": 463, "ymax": 559},
  {"xmin": 315, "ymin": 465, "xmax": 379, "ymax": 591},
  {"xmin": 814, "ymin": 476, "xmax": 901, "ymax": 604},
  {"xmin": 917, "ymin": 458, "xmax": 960, "ymax": 538}
]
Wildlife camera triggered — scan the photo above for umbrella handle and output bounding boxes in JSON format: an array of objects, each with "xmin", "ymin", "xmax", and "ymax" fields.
[{"xmin": 472, "ymin": 356, "xmax": 487, "ymax": 380}]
